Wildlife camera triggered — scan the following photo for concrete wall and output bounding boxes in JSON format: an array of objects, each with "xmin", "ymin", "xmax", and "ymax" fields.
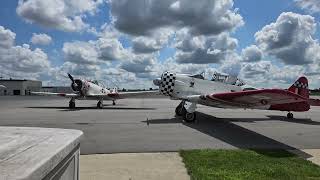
[{"xmin": 0, "ymin": 80, "xmax": 41, "ymax": 95}]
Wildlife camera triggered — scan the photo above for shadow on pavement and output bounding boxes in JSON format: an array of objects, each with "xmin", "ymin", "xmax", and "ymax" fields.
[
  {"xmin": 26, "ymin": 106, "xmax": 156, "ymax": 111},
  {"xmin": 143, "ymin": 112, "xmax": 313, "ymax": 158}
]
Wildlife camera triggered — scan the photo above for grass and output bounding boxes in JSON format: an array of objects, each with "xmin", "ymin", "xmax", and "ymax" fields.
[
  {"xmin": 310, "ymin": 92, "xmax": 320, "ymax": 96},
  {"xmin": 180, "ymin": 149, "xmax": 320, "ymax": 180}
]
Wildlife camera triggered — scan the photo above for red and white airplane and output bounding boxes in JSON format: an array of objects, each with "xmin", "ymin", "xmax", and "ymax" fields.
[
  {"xmin": 32, "ymin": 73, "xmax": 156, "ymax": 109},
  {"xmin": 153, "ymin": 71, "xmax": 320, "ymax": 122}
]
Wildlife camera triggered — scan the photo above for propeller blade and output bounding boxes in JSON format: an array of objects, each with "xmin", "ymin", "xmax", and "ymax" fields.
[{"xmin": 68, "ymin": 73, "xmax": 74, "ymax": 82}]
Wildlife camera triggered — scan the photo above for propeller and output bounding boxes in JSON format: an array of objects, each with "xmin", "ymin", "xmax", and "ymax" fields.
[
  {"xmin": 68, "ymin": 73, "xmax": 82, "ymax": 92},
  {"xmin": 68, "ymin": 73, "xmax": 74, "ymax": 83}
]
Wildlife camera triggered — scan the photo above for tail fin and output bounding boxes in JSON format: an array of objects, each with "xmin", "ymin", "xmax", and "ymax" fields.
[{"xmin": 288, "ymin": 76, "xmax": 309, "ymax": 98}]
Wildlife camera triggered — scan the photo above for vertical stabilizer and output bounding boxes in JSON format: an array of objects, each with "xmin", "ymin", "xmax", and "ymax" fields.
[{"xmin": 288, "ymin": 76, "xmax": 309, "ymax": 98}]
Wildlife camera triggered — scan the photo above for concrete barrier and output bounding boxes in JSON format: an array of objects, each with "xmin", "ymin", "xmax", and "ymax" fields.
[{"xmin": 0, "ymin": 126, "xmax": 83, "ymax": 180}]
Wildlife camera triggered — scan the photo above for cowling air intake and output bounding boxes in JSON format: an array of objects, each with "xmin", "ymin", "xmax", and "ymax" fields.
[{"xmin": 160, "ymin": 72, "xmax": 176, "ymax": 96}]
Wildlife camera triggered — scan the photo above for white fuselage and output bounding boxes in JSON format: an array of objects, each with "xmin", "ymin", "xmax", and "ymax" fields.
[
  {"xmin": 75, "ymin": 80, "xmax": 112, "ymax": 100},
  {"xmin": 171, "ymin": 74, "xmax": 242, "ymax": 99}
]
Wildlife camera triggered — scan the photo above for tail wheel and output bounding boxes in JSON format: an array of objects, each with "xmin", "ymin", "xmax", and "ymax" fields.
[
  {"xmin": 183, "ymin": 112, "xmax": 196, "ymax": 123},
  {"xmin": 175, "ymin": 102, "xmax": 183, "ymax": 116},
  {"xmin": 69, "ymin": 101, "xmax": 75, "ymax": 109},
  {"xmin": 97, "ymin": 101, "xmax": 103, "ymax": 109},
  {"xmin": 112, "ymin": 100, "xmax": 116, "ymax": 106},
  {"xmin": 287, "ymin": 112, "xmax": 293, "ymax": 119}
]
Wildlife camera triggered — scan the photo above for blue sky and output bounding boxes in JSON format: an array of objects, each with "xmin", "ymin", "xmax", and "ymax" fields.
[{"xmin": 1, "ymin": 0, "xmax": 320, "ymax": 88}]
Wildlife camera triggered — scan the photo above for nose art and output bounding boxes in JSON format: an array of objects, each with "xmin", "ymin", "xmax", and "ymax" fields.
[{"xmin": 160, "ymin": 72, "xmax": 176, "ymax": 96}]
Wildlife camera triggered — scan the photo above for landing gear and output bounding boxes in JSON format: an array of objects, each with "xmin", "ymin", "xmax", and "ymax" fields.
[
  {"xmin": 69, "ymin": 98, "xmax": 75, "ymax": 109},
  {"xmin": 183, "ymin": 111, "xmax": 196, "ymax": 123},
  {"xmin": 175, "ymin": 102, "xmax": 184, "ymax": 116},
  {"xmin": 112, "ymin": 100, "xmax": 116, "ymax": 106},
  {"xmin": 97, "ymin": 100, "xmax": 103, "ymax": 109},
  {"xmin": 287, "ymin": 112, "xmax": 293, "ymax": 119},
  {"xmin": 175, "ymin": 101, "xmax": 197, "ymax": 123}
]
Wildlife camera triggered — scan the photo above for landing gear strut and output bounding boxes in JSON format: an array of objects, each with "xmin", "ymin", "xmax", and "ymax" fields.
[
  {"xmin": 287, "ymin": 112, "xmax": 293, "ymax": 119},
  {"xmin": 69, "ymin": 98, "xmax": 75, "ymax": 109},
  {"xmin": 175, "ymin": 101, "xmax": 196, "ymax": 123},
  {"xmin": 112, "ymin": 100, "xmax": 116, "ymax": 106},
  {"xmin": 97, "ymin": 100, "xmax": 103, "ymax": 109},
  {"xmin": 175, "ymin": 102, "xmax": 184, "ymax": 116}
]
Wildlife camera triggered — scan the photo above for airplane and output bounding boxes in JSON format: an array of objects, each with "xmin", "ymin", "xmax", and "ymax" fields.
[
  {"xmin": 32, "ymin": 73, "xmax": 157, "ymax": 109},
  {"xmin": 153, "ymin": 71, "xmax": 320, "ymax": 122},
  {"xmin": 0, "ymin": 85, "xmax": 6, "ymax": 88}
]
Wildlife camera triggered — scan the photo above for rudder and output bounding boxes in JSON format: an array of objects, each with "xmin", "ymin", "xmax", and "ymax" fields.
[{"xmin": 288, "ymin": 76, "xmax": 309, "ymax": 98}]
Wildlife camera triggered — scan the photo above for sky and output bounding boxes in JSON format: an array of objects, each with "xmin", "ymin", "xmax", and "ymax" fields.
[{"xmin": 1, "ymin": 0, "xmax": 320, "ymax": 89}]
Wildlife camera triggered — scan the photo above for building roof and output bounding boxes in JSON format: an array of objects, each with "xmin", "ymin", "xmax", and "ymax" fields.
[{"xmin": 0, "ymin": 79, "xmax": 41, "ymax": 82}]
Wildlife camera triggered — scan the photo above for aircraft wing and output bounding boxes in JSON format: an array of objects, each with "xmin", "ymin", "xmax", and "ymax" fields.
[
  {"xmin": 31, "ymin": 92, "xmax": 79, "ymax": 98},
  {"xmin": 107, "ymin": 90, "xmax": 159, "ymax": 99},
  {"xmin": 308, "ymin": 98, "xmax": 320, "ymax": 106},
  {"xmin": 205, "ymin": 89, "xmax": 307, "ymax": 108}
]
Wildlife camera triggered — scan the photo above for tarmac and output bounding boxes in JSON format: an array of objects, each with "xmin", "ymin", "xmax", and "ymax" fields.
[{"xmin": 1, "ymin": 96, "xmax": 320, "ymax": 179}]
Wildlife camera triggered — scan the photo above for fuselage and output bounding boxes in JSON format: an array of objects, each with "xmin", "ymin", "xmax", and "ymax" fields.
[
  {"xmin": 72, "ymin": 79, "xmax": 114, "ymax": 100},
  {"xmin": 170, "ymin": 74, "xmax": 242, "ymax": 99},
  {"xmin": 154, "ymin": 72, "xmax": 310, "ymax": 112}
]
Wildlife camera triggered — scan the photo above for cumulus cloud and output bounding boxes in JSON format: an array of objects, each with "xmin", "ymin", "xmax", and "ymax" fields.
[
  {"xmin": 241, "ymin": 45, "xmax": 262, "ymax": 62},
  {"xmin": 255, "ymin": 12, "xmax": 319, "ymax": 65},
  {"xmin": 109, "ymin": 0, "xmax": 244, "ymax": 65},
  {"xmin": 0, "ymin": 26, "xmax": 50, "ymax": 79},
  {"xmin": 132, "ymin": 28, "xmax": 174, "ymax": 54},
  {"xmin": 174, "ymin": 32, "xmax": 238, "ymax": 64},
  {"xmin": 63, "ymin": 41, "xmax": 99, "ymax": 65},
  {"xmin": 95, "ymin": 37, "xmax": 129, "ymax": 61},
  {"xmin": 30, "ymin": 33, "xmax": 52, "ymax": 45},
  {"xmin": 109, "ymin": 0, "xmax": 243, "ymax": 36},
  {"xmin": 295, "ymin": 0, "xmax": 320, "ymax": 13},
  {"xmin": 241, "ymin": 61, "xmax": 271, "ymax": 79},
  {"xmin": 0, "ymin": 26, "xmax": 16, "ymax": 49},
  {"xmin": 63, "ymin": 36, "xmax": 129, "ymax": 65},
  {"xmin": 16, "ymin": 0, "xmax": 103, "ymax": 32}
]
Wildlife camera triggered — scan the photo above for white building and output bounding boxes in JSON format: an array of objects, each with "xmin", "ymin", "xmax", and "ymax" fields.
[{"xmin": 0, "ymin": 79, "xmax": 41, "ymax": 95}]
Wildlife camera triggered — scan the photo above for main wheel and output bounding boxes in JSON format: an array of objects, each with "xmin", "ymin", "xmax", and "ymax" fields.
[
  {"xmin": 69, "ymin": 101, "xmax": 75, "ymax": 109},
  {"xmin": 183, "ymin": 112, "xmax": 196, "ymax": 123},
  {"xmin": 287, "ymin": 112, "xmax": 293, "ymax": 119},
  {"xmin": 97, "ymin": 101, "xmax": 103, "ymax": 109},
  {"xmin": 175, "ymin": 102, "xmax": 183, "ymax": 116}
]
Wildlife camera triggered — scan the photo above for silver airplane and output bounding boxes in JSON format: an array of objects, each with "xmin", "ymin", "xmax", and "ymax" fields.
[{"xmin": 33, "ymin": 73, "xmax": 156, "ymax": 109}]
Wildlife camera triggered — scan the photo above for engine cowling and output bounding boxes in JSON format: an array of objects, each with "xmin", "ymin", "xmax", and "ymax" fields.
[
  {"xmin": 158, "ymin": 72, "xmax": 176, "ymax": 96},
  {"xmin": 71, "ymin": 79, "xmax": 83, "ymax": 94}
]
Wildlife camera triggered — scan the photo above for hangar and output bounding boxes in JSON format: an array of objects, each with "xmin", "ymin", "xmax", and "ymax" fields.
[{"xmin": 0, "ymin": 79, "xmax": 41, "ymax": 95}]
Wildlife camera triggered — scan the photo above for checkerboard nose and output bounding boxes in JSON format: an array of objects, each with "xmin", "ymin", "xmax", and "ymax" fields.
[{"xmin": 159, "ymin": 72, "xmax": 176, "ymax": 96}]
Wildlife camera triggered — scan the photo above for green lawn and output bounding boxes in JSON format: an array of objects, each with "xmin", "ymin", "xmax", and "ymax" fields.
[
  {"xmin": 310, "ymin": 92, "xmax": 320, "ymax": 96},
  {"xmin": 180, "ymin": 149, "xmax": 320, "ymax": 180}
]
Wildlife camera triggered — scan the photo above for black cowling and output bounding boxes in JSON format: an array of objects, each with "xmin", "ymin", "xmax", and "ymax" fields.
[{"xmin": 71, "ymin": 79, "xmax": 83, "ymax": 92}]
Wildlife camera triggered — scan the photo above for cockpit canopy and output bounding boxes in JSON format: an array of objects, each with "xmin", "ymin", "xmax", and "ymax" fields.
[
  {"xmin": 188, "ymin": 72, "xmax": 245, "ymax": 86},
  {"xmin": 189, "ymin": 73, "xmax": 205, "ymax": 80},
  {"xmin": 89, "ymin": 80, "xmax": 99, "ymax": 85},
  {"xmin": 211, "ymin": 72, "xmax": 245, "ymax": 86}
]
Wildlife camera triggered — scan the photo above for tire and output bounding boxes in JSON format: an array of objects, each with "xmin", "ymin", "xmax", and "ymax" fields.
[
  {"xmin": 175, "ymin": 102, "xmax": 183, "ymax": 116},
  {"xmin": 97, "ymin": 101, "xmax": 103, "ymax": 109},
  {"xmin": 112, "ymin": 101, "xmax": 116, "ymax": 106},
  {"xmin": 287, "ymin": 113, "xmax": 293, "ymax": 119},
  {"xmin": 183, "ymin": 112, "xmax": 196, "ymax": 123},
  {"xmin": 69, "ymin": 101, "xmax": 75, "ymax": 109}
]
